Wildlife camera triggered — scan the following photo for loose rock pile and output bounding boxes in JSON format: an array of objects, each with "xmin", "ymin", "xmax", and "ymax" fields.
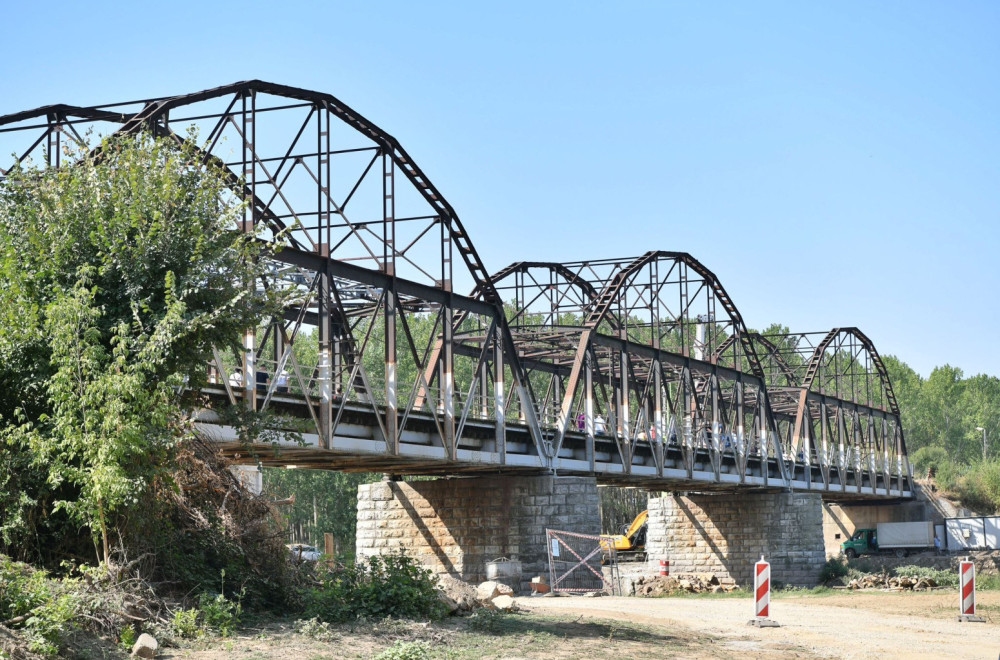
[
  {"xmin": 846, "ymin": 574, "xmax": 938, "ymax": 591},
  {"xmin": 633, "ymin": 574, "xmax": 739, "ymax": 597},
  {"xmin": 437, "ymin": 578, "xmax": 519, "ymax": 614}
]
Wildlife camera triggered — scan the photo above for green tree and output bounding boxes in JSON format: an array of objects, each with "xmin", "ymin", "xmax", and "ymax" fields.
[
  {"xmin": 959, "ymin": 374, "xmax": 1000, "ymax": 461},
  {"xmin": 263, "ymin": 468, "xmax": 380, "ymax": 556},
  {"xmin": 882, "ymin": 355, "xmax": 928, "ymax": 451},
  {"xmin": 0, "ymin": 133, "xmax": 279, "ymax": 564}
]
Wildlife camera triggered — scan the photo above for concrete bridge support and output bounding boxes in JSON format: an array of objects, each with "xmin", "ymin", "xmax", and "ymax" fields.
[
  {"xmin": 646, "ymin": 492, "xmax": 826, "ymax": 587},
  {"xmin": 356, "ymin": 476, "xmax": 600, "ymax": 593}
]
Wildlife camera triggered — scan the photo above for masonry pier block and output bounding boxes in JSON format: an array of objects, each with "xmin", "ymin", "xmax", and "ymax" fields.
[
  {"xmin": 356, "ymin": 476, "xmax": 600, "ymax": 593},
  {"xmin": 645, "ymin": 491, "xmax": 826, "ymax": 587}
]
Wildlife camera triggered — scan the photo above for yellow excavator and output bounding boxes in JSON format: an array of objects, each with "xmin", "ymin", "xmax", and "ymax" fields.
[{"xmin": 600, "ymin": 510, "xmax": 648, "ymax": 562}]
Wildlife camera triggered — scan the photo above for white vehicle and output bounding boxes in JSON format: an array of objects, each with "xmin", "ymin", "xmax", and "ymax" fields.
[{"xmin": 286, "ymin": 543, "xmax": 322, "ymax": 562}]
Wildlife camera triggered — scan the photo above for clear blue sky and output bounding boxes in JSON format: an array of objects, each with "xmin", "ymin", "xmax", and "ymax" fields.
[{"xmin": 2, "ymin": 1, "xmax": 997, "ymax": 378}]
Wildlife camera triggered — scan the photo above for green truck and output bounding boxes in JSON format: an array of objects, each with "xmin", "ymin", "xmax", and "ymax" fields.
[{"xmin": 841, "ymin": 521, "xmax": 936, "ymax": 558}]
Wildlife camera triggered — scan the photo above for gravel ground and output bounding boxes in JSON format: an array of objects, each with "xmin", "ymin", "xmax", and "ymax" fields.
[{"xmin": 516, "ymin": 591, "xmax": 1000, "ymax": 660}]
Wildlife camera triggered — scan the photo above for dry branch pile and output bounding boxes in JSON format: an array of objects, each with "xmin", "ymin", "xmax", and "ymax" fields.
[{"xmin": 139, "ymin": 435, "xmax": 298, "ymax": 605}]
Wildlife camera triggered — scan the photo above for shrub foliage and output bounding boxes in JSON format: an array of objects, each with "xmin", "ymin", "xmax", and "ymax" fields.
[{"xmin": 304, "ymin": 552, "xmax": 447, "ymax": 623}]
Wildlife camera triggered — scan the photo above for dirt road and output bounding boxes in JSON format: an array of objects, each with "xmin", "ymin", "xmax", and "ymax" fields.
[{"xmin": 517, "ymin": 591, "xmax": 1000, "ymax": 660}]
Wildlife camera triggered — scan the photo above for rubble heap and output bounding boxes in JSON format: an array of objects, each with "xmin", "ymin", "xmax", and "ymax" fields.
[
  {"xmin": 437, "ymin": 578, "xmax": 519, "ymax": 614},
  {"xmin": 846, "ymin": 574, "xmax": 939, "ymax": 590},
  {"xmin": 633, "ymin": 574, "xmax": 739, "ymax": 596}
]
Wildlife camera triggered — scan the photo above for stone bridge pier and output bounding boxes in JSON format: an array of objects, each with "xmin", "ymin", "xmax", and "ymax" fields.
[
  {"xmin": 645, "ymin": 492, "xmax": 826, "ymax": 588},
  {"xmin": 356, "ymin": 476, "xmax": 600, "ymax": 593}
]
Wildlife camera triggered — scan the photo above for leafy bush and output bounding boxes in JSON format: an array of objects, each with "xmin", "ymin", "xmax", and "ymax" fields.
[
  {"xmin": 467, "ymin": 608, "xmax": 510, "ymax": 633},
  {"xmin": 293, "ymin": 617, "xmax": 340, "ymax": 641},
  {"xmin": 169, "ymin": 592, "xmax": 242, "ymax": 639},
  {"xmin": 0, "ymin": 556, "xmax": 79, "ymax": 657},
  {"xmin": 304, "ymin": 551, "xmax": 447, "ymax": 623},
  {"xmin": 119, "ymin": 626, "xmax": 137, "ymax": 650},
  {"xmin": 0, "ymin": 556, "xmax": 50, "ymax": 621},
  {"xmin": 892, "ymin": 565, "xmax": 958, "ymax": 588},
  {"xmin": 373, "ymin": 641, "xmax": 432, "ymax": 660},
  {"xmin": 172, "ymin": 608, "xmax": 201, "ymax": 639},
  {"xmin": 197, "ymin": 592, "xmax": 242, "ymax": 637},
  {"xmin": 954, "ymin": 461, "xmax": 1000, "ymax": 514},
  {"xmin": 977, "ymin": 573, "xmax": 1000, "ymax": 590},
  {"xmin": 911, "ymin": 446, "xmax": 950, "ymax": 477},
  {"xmin": 818, "ymin": 556, "xmax": 849, "ymax": 584}
]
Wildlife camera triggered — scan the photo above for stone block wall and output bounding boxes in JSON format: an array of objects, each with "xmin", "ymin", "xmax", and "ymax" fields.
[
  {"xmin": 356, "ymin": 476, "xmax": 600, "ymax": 593},
  {"xmin": 646, "ymin": 491, "xmax": 826, "ymax": 587}
]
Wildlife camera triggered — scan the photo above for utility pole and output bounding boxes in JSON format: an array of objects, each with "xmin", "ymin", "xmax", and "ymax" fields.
[{"xmin": 975, "ymin": 426, "xmax": 987, "ymax": 461}]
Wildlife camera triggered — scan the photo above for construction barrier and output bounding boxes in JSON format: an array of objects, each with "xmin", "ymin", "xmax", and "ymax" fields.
[
  {"xmin": 957, "ymin": 558, "xmax": 985, "ymax": 623},
  {"xmin": 747, "ymin": 555, "xmax": 779, "ymax": 627},
  {"xmin": 659, "ymin": 560, "xmax": 669, "ymax": 576},
  {"xmin": 545, "ymin": 528, "xmax": 617, "ymax": 595}
]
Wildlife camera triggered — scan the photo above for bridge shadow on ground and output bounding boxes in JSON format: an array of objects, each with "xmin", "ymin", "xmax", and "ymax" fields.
[{"xmin": 467, "ymin": 611, "xmax": 686, "ymax": 645}]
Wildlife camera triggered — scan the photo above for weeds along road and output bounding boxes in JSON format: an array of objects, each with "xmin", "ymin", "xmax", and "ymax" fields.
[{"xmin": 516, "ymin": 591, "xmax": 1000, "ymax": 660}]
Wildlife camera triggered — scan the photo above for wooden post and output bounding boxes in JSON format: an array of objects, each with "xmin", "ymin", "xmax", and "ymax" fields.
[{"xmin": 324, "ymin": 533, "xmax": 335, "ymax": 565}]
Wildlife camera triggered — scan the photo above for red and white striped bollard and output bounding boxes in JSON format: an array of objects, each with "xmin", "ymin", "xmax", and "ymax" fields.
[
  {"xmin": 957, "ymin": 557, "xmax": 985, "ymax": 623},
  {"xmin": 748, "ymin": 555, "xmax": 779, "ymax": 627}
]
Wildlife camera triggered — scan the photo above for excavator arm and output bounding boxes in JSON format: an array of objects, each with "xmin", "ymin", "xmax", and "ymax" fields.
[{"xmin": 600, "ymin": 510, "xmax": 649, "ymax": 553}]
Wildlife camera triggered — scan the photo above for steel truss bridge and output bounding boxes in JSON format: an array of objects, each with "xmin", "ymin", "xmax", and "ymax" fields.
[{"xmin": 0, "ymin": 81, "xmax": 912, "ymax": 500}]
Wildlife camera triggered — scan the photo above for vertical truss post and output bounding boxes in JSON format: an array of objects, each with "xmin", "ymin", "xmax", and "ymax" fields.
[
  {"xmin": 274, "ymin": 319, "xmax": 284, "ymax": 372},
  {"xmin": 479, "ymin": 360, "xmax": 489, "ymax": 418},
  {"xmin": 383, "ymin": 153, "xmax": 398, "ymax": 454},
  {"xmin": 315, "ymin": 106, "xmax": 337, "ymax": 439},
  {"xmin": 803, "ymin": 413, "xmax": 812, "ymax": 488},
  {"xmin": 682, "ymin": 366, "xmax": 694, "ymax": 478},
  {"xmin": 442, "ymin": 300, "xmax": 455, "ymax": 459},
  {"xmin": 619, "ymin": 349, "xmax": 631, "ymax": 472},
  {"xmin": 240, "ymin": 91, "xmax": 257, "ymax": 412},
  {"xmin": 821, "ymin": 399, "xmax": 833, "ymax": 488},
  {"xmin": 710, "ymin": 373, "xmax": 721, "ymax": 479},
  {"xmin": 852, "ymin": 411, "xmax": 863, "ymax": 493},
  {"xmin": 653, "ymin": 359, "xmax": 663, "ymax": 475},
  {"xmin": 736, "ymin": 376, "xmax": 746, "ymax": 482},
  {"xmin": 817, "ymin": 409, "xmax": 829, "ymax": 488},
  {"xmin": 585, "ymin": 351, "xmax": 595, "ymax": 472},
  {"xmin": 46, "ymin": 113, "xmax": 61, "ymax": 168},
  {"xmin": 494, "ymin": 325, "xmax": 506, "ymax": 460},
  {"xmin": 317, "ymin": 265, "xmax": 333, "ymax": 449},
  {"xmin": 881, "ymin": 417, "xmax": 890, "ymax": 494},
  {"xmin": 553, "ymin": 371, "xmax": 562, "ymax": 429},
  {"xmin": 243, "ymin": 328, "xmax": 256, "ymax": 410},
  {"xmin": 896, "ymin": 425, "xmax": 905, "ymax": 494},
  {"xmin": 866, "ymin": 413, "xmax": 877, "ymax": 493},
  {"xmin": 759, "ymin": 399, "xmax": 769, "ymax": 487},
  {"xmin": 836, "ymin": 407, "xmax": 847, "ymax": 489},
  {"xmin": 385, "ymin": 292, "xmax": 398, "ymax": 454}
]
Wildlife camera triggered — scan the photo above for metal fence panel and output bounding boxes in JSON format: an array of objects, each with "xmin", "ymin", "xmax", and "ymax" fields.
[{"xmin": 545, "ymin": 528, "xmax": 616, "ymax": 595}]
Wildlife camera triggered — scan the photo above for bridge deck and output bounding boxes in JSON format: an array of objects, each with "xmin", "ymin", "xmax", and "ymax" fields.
[{"xmin": 198, "ymin": 387, "xmax": 912, "ymax": 501}]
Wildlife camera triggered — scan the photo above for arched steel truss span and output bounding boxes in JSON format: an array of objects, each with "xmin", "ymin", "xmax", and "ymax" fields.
[{"xmin": 0, "ymin": 81, "xmax": 912, "ymax": 499}]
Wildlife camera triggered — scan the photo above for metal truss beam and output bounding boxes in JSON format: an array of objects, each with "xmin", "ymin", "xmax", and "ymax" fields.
[{"xmin": 0, "ymin": 82, "xmax": 912, "ymax": 499}]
